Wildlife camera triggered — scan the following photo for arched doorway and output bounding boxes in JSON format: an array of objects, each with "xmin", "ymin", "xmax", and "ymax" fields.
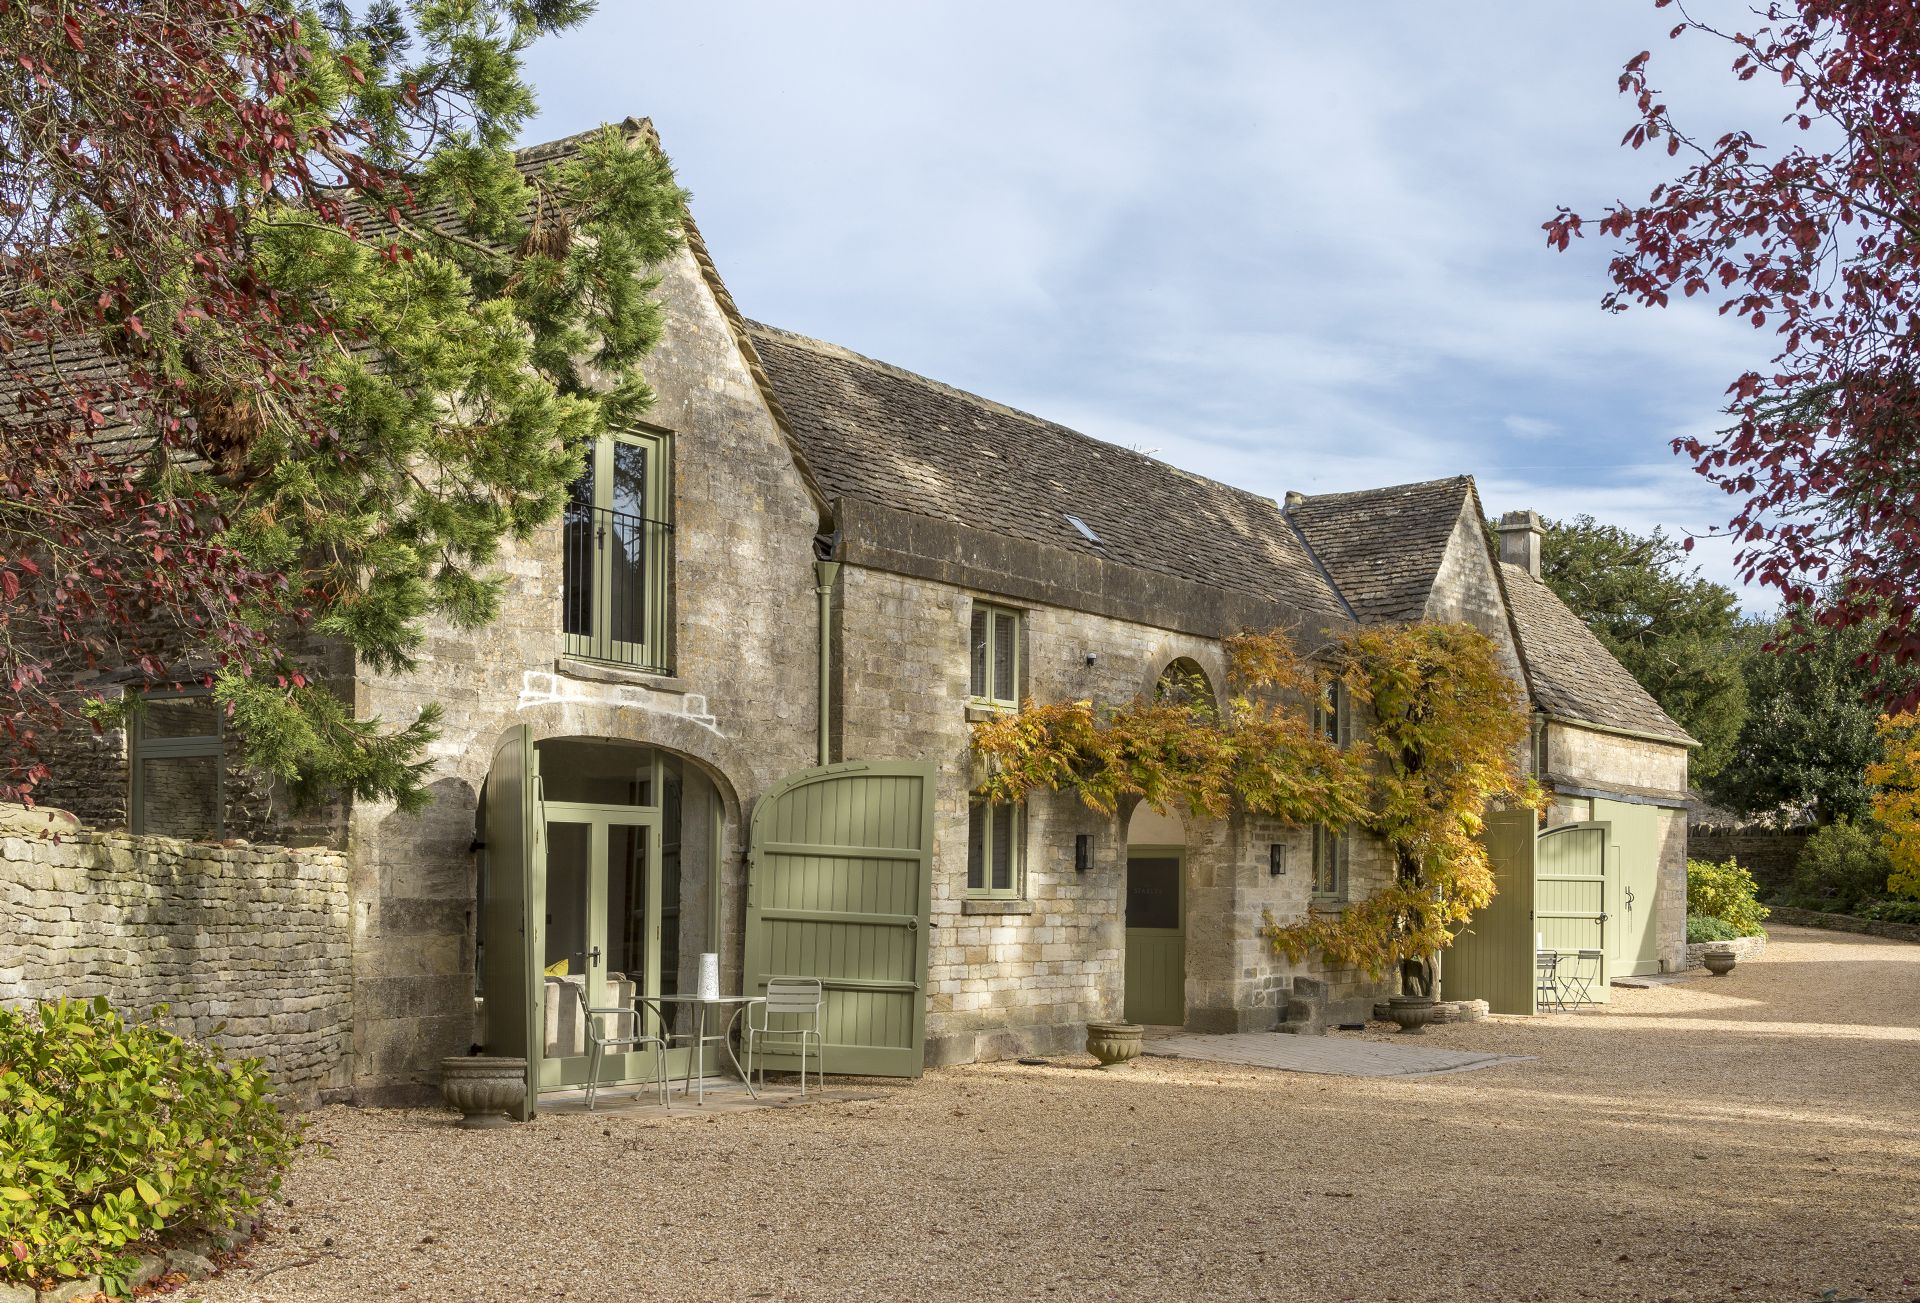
[
  {"xmin": 1123, "ymin": 802, "xmax": 1186, "ymax": 1026},
  {"xmin": 477, "ymin": 729, "xmax": 729, "ymax": 1114}
]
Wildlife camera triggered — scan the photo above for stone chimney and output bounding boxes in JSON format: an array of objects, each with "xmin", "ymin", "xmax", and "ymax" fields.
[
  {"xmin": 1497, "ymin": 509, "xmax": 1542, "ymax": 578},
  {"xmin": 1283, "ymin": 490, "xmax": 1305, "ymax": 511}
]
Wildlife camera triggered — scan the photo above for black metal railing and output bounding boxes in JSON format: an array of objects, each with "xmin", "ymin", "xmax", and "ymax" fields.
[{"xmin": 561, "ymin": 502, "xmax": 674, "ymax": 672}]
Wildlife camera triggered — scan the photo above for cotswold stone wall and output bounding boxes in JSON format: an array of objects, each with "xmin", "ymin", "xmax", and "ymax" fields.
[
  {"xmin": 1687, "ymin": 829, "xmax": 1810, "ymax": 900},
  {"xmin": 0, "ymin": 809, "xmax": 353, "ymax": 1107}
]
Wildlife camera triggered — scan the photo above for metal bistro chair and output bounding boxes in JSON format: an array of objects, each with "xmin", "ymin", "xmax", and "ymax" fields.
[
  {"xmin": 743, "ymin": 977, "xmax": 825, "ymax": 1096},
  {"xmin": 1535, "ymin": 950, "xmax": 1568, "ymax": 1012},
  {"xmin": 1562, "ymin": 949, "xmax": 1605, "ymax": 1006},
  {"xmin": 571, "ymin": 980, "xmax": 671, "ymax": 1112}
]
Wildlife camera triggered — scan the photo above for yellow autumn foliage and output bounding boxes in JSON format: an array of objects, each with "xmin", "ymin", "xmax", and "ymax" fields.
[{"xmin": 1865, "ymin": 711, "xmax": 1920, "ymax": 902}]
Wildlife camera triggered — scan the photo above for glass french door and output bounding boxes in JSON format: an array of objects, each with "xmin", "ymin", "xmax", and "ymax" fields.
[
  {"xmin": 561, "ymin": 428, "xmax": 673, "ymax": 672},
  {"xmin": 537, "ymin": 804, "xmax": 689, "ymax": 1089}
]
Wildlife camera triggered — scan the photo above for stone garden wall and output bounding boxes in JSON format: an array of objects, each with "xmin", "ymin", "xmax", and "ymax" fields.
[
  {"xmin": 1687, "ymin": 829, "xmax": 1810, "ymax": 900},
  {"xmin": 0, "ymin": 806, "xmax": 353, "ymax": 1107},
  {"xmin": 1765, "ymin": 906, "xmax": 1920, "ymax": 945}
]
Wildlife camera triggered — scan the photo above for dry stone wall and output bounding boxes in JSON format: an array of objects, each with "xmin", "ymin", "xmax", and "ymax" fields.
[{"xmin": 0, "ymin": 807, "xmax": 352, "ymax": 1107}]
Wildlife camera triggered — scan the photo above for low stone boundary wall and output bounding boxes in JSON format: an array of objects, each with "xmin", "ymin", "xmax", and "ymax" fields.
[
  {"xmin": 1684, "ymin": 933, "xmax": 1767, "ymax": 969},
  {"xmin": 0, "ymin": 806, "xmax": 353, "ymax": 1106},
  {"xmin": 1687, "ymin": 829, "xmax": 1809, "ymax": 899},
  {"xmin": 1766, "ymin": 905, "xmax": 1920, "ymax": 945}
]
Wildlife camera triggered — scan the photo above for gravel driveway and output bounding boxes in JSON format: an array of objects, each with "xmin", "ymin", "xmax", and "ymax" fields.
[{"xmin": 196, "ymin": 925, "xmax": 1919, "ymax": 1302}]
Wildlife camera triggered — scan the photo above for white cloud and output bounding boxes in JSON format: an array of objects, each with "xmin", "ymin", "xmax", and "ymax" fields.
[{"xmin": 520, "ymin": 1, "xmax": 1803, "ymax": 611}]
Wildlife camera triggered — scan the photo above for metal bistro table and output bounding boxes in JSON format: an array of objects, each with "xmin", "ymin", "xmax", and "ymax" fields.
[{"xmin": 638, "ymin": 993, "xmax": 765, "ymax": 1104}]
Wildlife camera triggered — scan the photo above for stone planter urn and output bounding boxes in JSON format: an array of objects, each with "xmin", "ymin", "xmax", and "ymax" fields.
[
  {"xmin": 1085, "ymin": 1021, "xmax": 1145, "ymax": 1069},
  {"xmin": 440, "ymin": 1055, "xmax": 526, "ymax": 1128},
  {"xmin": 1702, "ymin": 948, "xmax": 1738, "ymax": 977},
  {"xmin": 1386, "ymin": 996, "xmax": 1440, "ymax": 1034}
]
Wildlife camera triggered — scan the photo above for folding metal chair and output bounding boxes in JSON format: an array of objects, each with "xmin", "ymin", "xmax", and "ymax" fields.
[
  {"xmin": 1562, "ymin": 949, "xmax": 1604, "ymax": 1005},
  {"xmin": 571, "ymin": 980, "xmax": 670, "ymax": 1111},
  {"xmin": 1536, "ymin": 951, "xmax": 1567, "ymax": 1012},
  {"xmin": 743, "ymin": 977, "xmax": 825, "ymax": 1095}
]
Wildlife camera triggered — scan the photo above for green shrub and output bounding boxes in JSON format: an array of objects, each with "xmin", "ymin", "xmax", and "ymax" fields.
[
  {"xmin": 1686, "ymin": 913, "xmax": 1743, "ymax": 943},
  {"xmin": 0, "ymin": 998, "xmax": 299, "ymax": 1294},
  {"xmin": 1790, "ymin": 818, "xmax": 1895, "ymax": 913},
  {"xmin": 1856, "ymin": 897, "xmax": 1920, "ymax": 925},
  {"xmin": 1686, "ymin": 856, "xmax": 1770, "ymax": 936}
]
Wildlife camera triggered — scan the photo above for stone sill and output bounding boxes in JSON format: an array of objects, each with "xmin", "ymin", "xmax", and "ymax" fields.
[
  {"xmin": 964, "ymin": 702, "xmax": 1017, "ymax": 723},
  {"xmin": 961, "ymin": 898, "xmax": 1035, "ymax": 916},
  {"xmin": 554, "ymin": 657, "xmax": 690, "ymax": 695}
]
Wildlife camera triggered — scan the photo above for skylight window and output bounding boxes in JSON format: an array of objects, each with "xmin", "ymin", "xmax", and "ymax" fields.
[{"xmin": 1064, "ymin": 514, "xmax": 1101, "ymax": 545}]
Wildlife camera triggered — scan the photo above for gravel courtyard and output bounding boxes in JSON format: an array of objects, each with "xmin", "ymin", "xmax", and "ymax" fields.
[{"xmin": 197, "ymin": 925, "xmax": 1918, "ymax": 1302}]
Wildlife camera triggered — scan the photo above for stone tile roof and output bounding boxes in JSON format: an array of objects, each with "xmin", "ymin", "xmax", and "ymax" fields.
[
  {"xmin": 1500, "ymin": 561, "xmax": 1696, "ymax": 744},
  {"xmin": 1286, "ymin": 477, "xmax": 1475, "ymax": 623},
  {"xmin": 744, "ymin": 323, "xmax": 1346, "ymax": 615}
]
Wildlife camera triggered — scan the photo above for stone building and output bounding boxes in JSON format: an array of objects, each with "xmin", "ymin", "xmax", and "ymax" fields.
[{"xmin": 4, "ymin": 119, "xmax": 1693, "ymax": 1108}]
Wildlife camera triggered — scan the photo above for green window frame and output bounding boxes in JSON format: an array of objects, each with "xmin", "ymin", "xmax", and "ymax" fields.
[
  {"xmin": 1315, "ymin": 681, "xmax": 1351, "ymax": 747},
  {"xmin": 968, "ymin": 602, "xmax": 1022, "ymax": 709},
  {"xmin": 129, "ymin": 689, "xmax": 224, "ymax": 839},
  {"xmin": 562, "ymin": 426, "xmax": 674, "ymax": 673},
  {"xmin": 1311, "ymin": 824, "xmax": 1348, "ymax": 900},
  {"xmin": 966, "ymin": 801, "xmax": 1023, "ymax": 899}
]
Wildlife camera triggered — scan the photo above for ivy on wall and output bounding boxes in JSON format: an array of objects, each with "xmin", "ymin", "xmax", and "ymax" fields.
[{"xmin": 970, "ymin": 622, "xmax": 1537, "ymax": 990}]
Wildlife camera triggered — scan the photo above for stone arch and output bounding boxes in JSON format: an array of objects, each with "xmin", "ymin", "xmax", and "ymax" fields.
[{"xmin": 1152, "ymin": 656, "xmax": 1217, "ymax": 715}]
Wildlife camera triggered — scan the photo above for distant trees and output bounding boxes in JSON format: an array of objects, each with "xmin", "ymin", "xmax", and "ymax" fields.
[{"xmin": 1540, "ymin": 515, "xmax": 1747, "ymax": 780}]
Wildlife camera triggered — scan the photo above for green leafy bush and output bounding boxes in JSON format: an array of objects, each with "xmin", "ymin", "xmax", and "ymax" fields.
[
  {"xmin": 1686, "ymin": 913, "xmax": 1743, "ymax": 943},
  {"xmin": 1686, "ymin": 856, "xmax": 1770, "ymax": 936},
  {"xmin": 1789, "ymin": 818, "xmax": 1894, "ymax": 913},
  {"xmin": 1856, "ymin": 897, "xmax": 1920, "ymax": 925},
  {"xmin": 0, "ymin": 998, "xmax": 298, "ymax": 1293}
]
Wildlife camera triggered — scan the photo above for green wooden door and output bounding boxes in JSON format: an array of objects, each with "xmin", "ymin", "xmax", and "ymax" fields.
[
  {"xmin": 1443, "ymin": 807, "xmax": 1538, "ymax": 1014},
  {"xmin": 1124, "ymin": 852, "xmax": 1185, "ymax": 1026},
  {"xmin": 479, "ymin": 724, "xmax": 541, "ymax": 1120},
  {"xmin": 743, "ymin": 761, "xmax": 935, "ymax": 1077},
  {"xmin": 1537, "ymin": 821, "xmax": 1612, "ymax": 1003},
  {"xmin": 1594, "ymin": 799, "xmax": 1663, "ymax": 977}
]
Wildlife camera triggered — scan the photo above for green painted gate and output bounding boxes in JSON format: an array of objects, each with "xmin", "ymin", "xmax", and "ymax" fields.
[
  {"xmin": 1594, "ymin": 799, "xmax": 1662, "ymax": 977},
  {"xmin": 479, "ymin": 724, "xmax": 541, "ymax": 1120},
  {"xmin": 743, "ymin": 761, "xmax": 935, "ymax": 1077},
  {"xmin": 1444, "ymin": 807, "xmax": 1537, "ymax": 1014},
  {"xmin": 1123, "ymin": 852, "xmax": 1185, "ymax": 1025},
  {"xmin": 1536, "ymin": 821, "xmax": 1612, "ymax": 1003}
]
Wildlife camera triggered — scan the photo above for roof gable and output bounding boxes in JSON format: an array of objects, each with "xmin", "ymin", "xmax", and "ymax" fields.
[{"xmin": 1287, "ymin": 477, "xmax": 1475, "ymax": 624}]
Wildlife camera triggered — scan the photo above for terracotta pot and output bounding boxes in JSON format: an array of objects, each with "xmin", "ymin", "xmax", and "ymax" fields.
[
  {"xmin": 1387, "ymin": 996, "xmax": 1440, "ymax": 1034},
  {"xmin": 440, "ymin": 1055, "xmax": 526, "ymax": 1128},
  {"xmin": 1702, "ymin": 949, "xmax": 1738, "ymax": 976},
  {"xmin": 1085, "ymin": 1021, "xmax": 1145, "ymax": 1069}
]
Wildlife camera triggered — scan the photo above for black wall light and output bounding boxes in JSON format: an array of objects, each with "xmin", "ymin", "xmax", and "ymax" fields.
[
  {"xmin": 1075, "ymin": 834, "xmax": 1093, "ymax": 873},
  {"xmin": 1269, "ymin": 843, "xmax": 1287, "ymax": 876}
]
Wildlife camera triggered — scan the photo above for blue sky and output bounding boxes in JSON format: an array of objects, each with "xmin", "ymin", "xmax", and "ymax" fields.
[{"xmin": 522, "ymin": 2, "xmax": 1795, "ymax": 606}]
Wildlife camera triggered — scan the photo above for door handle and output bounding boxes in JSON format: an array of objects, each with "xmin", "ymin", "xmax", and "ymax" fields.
[
  {"xmin": 579, "ymin": 946, "xmax": 602, "ymax": 968},
  {"xmin": 905, "ymin": 918, "xmax": 918, "ymax": 932}
]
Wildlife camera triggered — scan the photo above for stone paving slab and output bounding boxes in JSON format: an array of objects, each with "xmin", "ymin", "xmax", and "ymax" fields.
[{"xmin": 1143, "ymin": 1032, "xmax": 1531, "ymax": 1078}]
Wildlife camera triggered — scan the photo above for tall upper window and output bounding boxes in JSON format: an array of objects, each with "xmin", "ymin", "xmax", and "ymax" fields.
[
  {"xmin": 966, "ymin": 801, "xmax": 1023, "ymax": 898},
  {"xmin": 563, "ymin": 428, "xmax": 673, "ymax": 672},
  {"xmin": 130, "ymin": 691, "xmax": 222, "ymax": 839},
  {"xmin": 968, "ymin": 603, "xmax": 1021, "ymax": 708},
  {"xmin": 1312, "ymin": 682, "xmax": 1351, "ymax": 899}
]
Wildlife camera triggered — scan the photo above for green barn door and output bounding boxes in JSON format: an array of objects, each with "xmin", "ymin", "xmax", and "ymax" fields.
[
  {"xmin": 1443, "ymin": 807, "xmax": 1538, "ymax": 1014},
  {"xmin": 479, "ymin": 724, "xmax": 541, "ymax": 1121},
  {"xmin": 1537, "ymin": 821, "xmax": 1612, "ymax": 1003},
  {"xmin": 1124, "ymin": 853, "xmax": 1185, "ymax": 1026},
  {"xmin": 743, "ymin": 761, "xmax": 935, "ymax": 1077},
  {"xmin": 1594, "ymin": 799, "xmax": 1663, "ymax": 977}
]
